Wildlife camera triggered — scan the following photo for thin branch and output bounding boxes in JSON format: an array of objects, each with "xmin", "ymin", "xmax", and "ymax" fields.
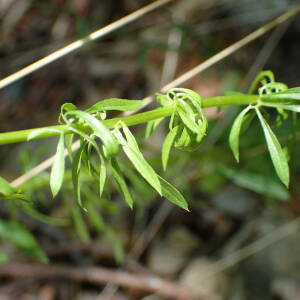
[
  {"xmin": 161, "ymin": 4, "xmax": 300, "ymax": 92},
  {"xmin": 241, "ymin": 19, "xmax": 292, "ymax": 90},
  {"xmin": 10, "ymin": 4, "xmax": 300, "ymax": 188},
  {"xmin": 207, "ymin": 217, "xmax": 300, "ymax": 278},
  {"xmin": 0, "ymin": 263, "xmax": 194, "ymax": 300},
  {"xmin": 0, "ymin": 0, "xmax": 171, "ymax": 90}
]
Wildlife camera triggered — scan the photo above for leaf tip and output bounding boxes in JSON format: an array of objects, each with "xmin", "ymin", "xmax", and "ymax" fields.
[{"xmin": 234, "ymin": 154, "xmax": 240, "ymax": 163}]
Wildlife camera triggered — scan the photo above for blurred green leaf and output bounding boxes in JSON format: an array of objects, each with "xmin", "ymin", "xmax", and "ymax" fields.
[
  {"xmin": 0, "ymin": 252, "xmax": 9, "ymax": 263},
  {"xmin": 221, "ymin": 166, "xmax": 289, "ymax": 201},
  {"xmin": 111, "ymin": 158, "xmax": 134, "ymax": 209},
  {"xmin": 71, "ymin": 206, "xmax": 90, "ymax": 242},
  {"xmin": 0, "ymin": 219, "xmax": 48, "ymax": 262},
  {"xmin": 72, "ymin": 142, "xmax": 86, "ymax": 208}
]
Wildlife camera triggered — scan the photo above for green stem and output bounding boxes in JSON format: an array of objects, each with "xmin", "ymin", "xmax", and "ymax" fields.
[{"xmin": 0, "ymin": 95, "xmax": 260, "ymax": 145}]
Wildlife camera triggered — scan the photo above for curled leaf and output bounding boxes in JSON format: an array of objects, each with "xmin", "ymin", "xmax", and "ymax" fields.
[
  {"xmin": 65, "ymin": 110, "xmax": 119, "ymax": 157},
  {"xmin": 86, "ymin": 99, "xmax": 143, "ymax": 113},
  {"xmin": 162, "ymin": 125, "xmax": 179, "ymax": 170}
]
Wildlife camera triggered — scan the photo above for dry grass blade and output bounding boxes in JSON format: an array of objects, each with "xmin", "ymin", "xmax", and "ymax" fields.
[
  {"xmin": 10, "ymin": 4, "xmax": 300, "ymax": 188},
  {"xmin": 161, "ymin": 4, "xmax": 300, "ymax": 92},
  {"xmin": 0, "ymin": 0, "xmax": 171, "ymax": 90},
  {"xmin": 207, "ymin": 217, "xmax": 300, "ymax": 278},
  {"xmin": 0, "ymin": 263, "xmax": 194, "ymax": 299}
]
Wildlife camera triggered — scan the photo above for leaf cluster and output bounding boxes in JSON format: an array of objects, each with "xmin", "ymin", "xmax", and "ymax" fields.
[{"xmin": 229, "ymin": 71, "xmax": 300, "ymax": 187}]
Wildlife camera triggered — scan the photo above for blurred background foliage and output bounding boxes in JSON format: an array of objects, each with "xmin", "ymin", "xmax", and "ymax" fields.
[{"xmin": 1, "ymin": 0, "xmax": 300, "ymax": 299}]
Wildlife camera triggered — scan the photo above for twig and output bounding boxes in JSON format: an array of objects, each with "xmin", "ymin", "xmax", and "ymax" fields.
[
  {"xmin": 0, "ymin": 263, "xmax": 194, "ymax": 300},
  {"xmin": 130, "ymin": 201, "xmax": 173, "ymax": 259},
  {"xmin": 161, "ymin": 4, "xmax": 300, "ymax": 92},
  {"xmin": 160, "ymin": 13, "xmax": 184, "ymax": 86},
  {"xmin": 241, "ymin": 19, "xmax": 292, "ymax": 91},
  {"xmin": 207, "ymin": 217, "xmax": 300, "ymax": 278},
  {"xmin": 0, "ymin": 0, "xmax": 171, "ymax": 90},
  {"xmin": 10, "ymin": 4, "xmax": 300, "ymax": 188}
]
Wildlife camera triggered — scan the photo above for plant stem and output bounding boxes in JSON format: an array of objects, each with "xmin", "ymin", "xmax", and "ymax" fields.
[{"xmin": 0, "ymin": 95, "xmax": 260, "ymax": 145}]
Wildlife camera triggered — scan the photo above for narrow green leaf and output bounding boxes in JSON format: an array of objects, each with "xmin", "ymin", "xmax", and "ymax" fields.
[
  {"xmin": 107, "ymin": 230, "xmax": 125, "ymax": 264},
  {"xmin": 158, "ymin": 176, "xmax": 189, "ymax": 211},
  {"xmin": 279, "ymin": 105, "xmax": 300, "ymax": 112},
  {"xmin": 261, "ymin": 103, "xmax": 300, "ymax": 113},
  {"xmin": 261, "ymin": 87, "xmax": 300, "ymax": 101},
  {"xmin": 114, "ymin": 127, "xmax": 161, "ymax": 195},
  {"xmin": 66, "ymin": 110, "xmax": 119, "ymax": 157},
  {"xmin": 85, "ymin": 201, "xmax": 107, "ymax": 232},
  {"xmin": 50, "ymin": 133, "xmax": 65, "ymax": 197},
  {"xmin": 177, "ymin": 103, "xmax": 199, "ymax": 134},
  {"xmin": 72, "ymin": 141, "xmax": 86, "ymax": 208},
  {"xmin": 111, "ymin": 158, "xmax": 134, "ymax": 208},
  {"xmin": 155, "ymin": 93, "xmax": 171, "ymax": 107},
  {"xmin": 162, "ymin": 125, "xmax": 179, "ymax": 170},
  {"xmin": 71, "ymin": 206, "xmax": 90, "ymax": 242},
  {"xmin": 174, "ymin": 126, "xmax": 199, "ymax": 151},
  {"xmin": 144, "ymin": 118, "xmax": 164, "ymax": 139},
  {"xmin": 255, "ymin": 108, "xmax": 290, "ymax": 187},
  {"xmin": 122, "ymin": 144, "xmax": 162, "ymax": 195},
  {"xmin": 229, "ymin": 106, "xmax": 252, "ymax": 162},
  {"xmin": 23, "ymin": 204, "xmax": 68, "ymax": 226},
  {"xmin": 0, "ymin": 219, "xmax": 48, "ymax": 262},
  {"xmin": 27, "ymin": 128, "xmax": 62, "ymax": 141},
  {"xmin": 99, "ymin": 153, "xmax": 106, "ymax": 198},
  {"xmin": 120, "ymin": 122, "xmax": 140, "ymax": 152},
  {"xmin": 86, "ymin": 99, "xmax": 143, "ymax": 113},
  {"xmin": 65, "ymin": 133, "xmax": 74, "ymax": 162}
]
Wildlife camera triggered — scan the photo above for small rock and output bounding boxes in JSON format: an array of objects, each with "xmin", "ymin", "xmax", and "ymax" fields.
[
  {"xmin": 272, "ymin": 277, "xmax": 300, "ymax": 300},
  {"xmin": 212, "ymin": 185, "xmax": 256, "ymax": 217},
  {"xmin": 179, "ymin": 258, "xmax": 228, "ymax": 299}
]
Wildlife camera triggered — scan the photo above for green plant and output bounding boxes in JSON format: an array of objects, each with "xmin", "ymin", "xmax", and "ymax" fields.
[{"xmin": 0, "ymin": 70, "xmax": 300, "ymax": 261}]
